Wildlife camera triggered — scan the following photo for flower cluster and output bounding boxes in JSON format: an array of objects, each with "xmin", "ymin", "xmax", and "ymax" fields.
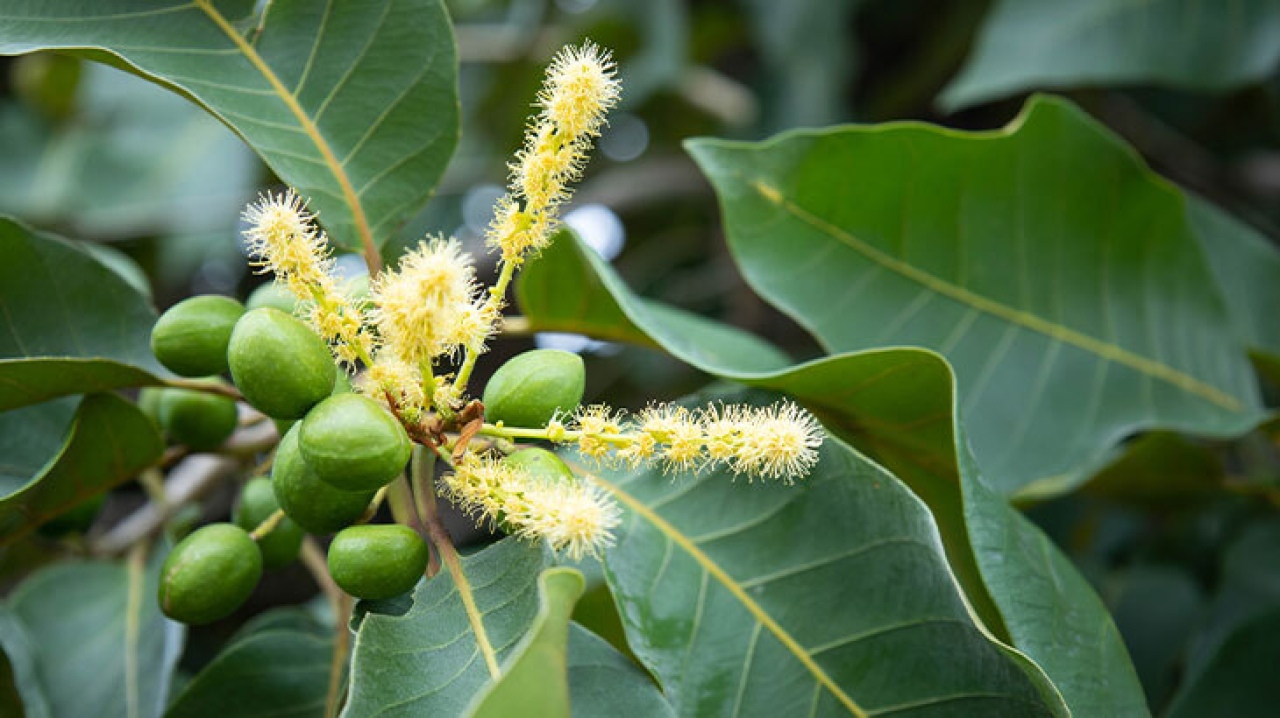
[
  {"xmin": 539, "ymin": 400, "xmax": 825, "ymax": 483},
  {"xmin": 242, "ymin": 190, "xmax": 374, "ymax": 366},
  {"xmin": 441, "ymin": 455, "xmax": 621, "ymax": 560}
]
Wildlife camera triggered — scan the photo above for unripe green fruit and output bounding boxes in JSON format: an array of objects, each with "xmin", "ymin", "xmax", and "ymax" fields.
[
  {"xmin": 158, "ymin": 523, "xmax": 262, "ymax": 625},
  {"xmin": 503, "ymin": 447, "xmax": 575, "ymax": 482},
  {"xmin": 483, "ymin": 349, "xmax": 585, "ymax": 428},
  {"xmin": 233, "ymin": 477, "xmax": 304, "ymax": 569},
  {"xmin": 245, "ymin": 282, "xmax": 297, "ymax": 314},
  {"xmin": 38, "ymin": 493, "xmax": 105, "ymax": 537},
  {"xmin": 228, "ymin": 308, "xmax": 336, "ymax": 419},
  {"xmin": 151, "ymin": 295, "xmax": 244, "ymax": 377},
  {"xmin": 157, "ymin": 385, "xmax": 239, "ymax": 451},
  {"xmin": 299, "ymin": 394, "xmax": 411, "ymax": 492},
  {"xmin": 272, "ymin": 423, "xmax": 375, "ymax": 534},
  {"xmin": 137, "ymin": 386, "xmax": 164, "ymax": 426},
  {"xmin": 327, "ymin": 524, "xmax": 429, "ymax": 600}
]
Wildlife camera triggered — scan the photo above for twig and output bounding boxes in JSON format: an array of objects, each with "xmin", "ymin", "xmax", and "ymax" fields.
[
  {"xmin": 163, "ymin": 378, "xmax": 243, "ymax": 400},
  {"xmin": 301, "ymin": 537, "xmax": 350, "ymax": 718}
]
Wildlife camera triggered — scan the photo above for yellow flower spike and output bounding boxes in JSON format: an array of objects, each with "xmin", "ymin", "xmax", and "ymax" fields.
[
  {"xmin": 638, "ymin": 404, "xmax": 705, "ymax": 474},
  {"xmin": 370, "ymin": 237, "xmax": 481, "ymax": 365},
  {"xmin": 242, "ymin": 190, "xmax": 333, "ymax": 292},
  {"xmin": 360, "ymin": 358, "xmax": 426, "ymax": 420},
  {"xmin": 730, "ymin": 401, "xmax": 825, "ymax": 483},
  {"xmin": 700, "ymin": 402, "xmax": 748, "ymax": 464},
  {"xmin": 538, "ymin": 41, "xmax": 621, "ymax": 140},
  {"xmin": 513, "ymin": 478, "xmax": 621, "ymax": 560},
  {"xmin": 574, "ymin": 404, "xmax": 623, "ymax": 462}
]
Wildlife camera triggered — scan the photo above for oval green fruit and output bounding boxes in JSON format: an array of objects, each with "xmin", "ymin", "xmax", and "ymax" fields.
[
  {"xmin": 137, "ymin": 386, "xmax": 165, "ymax": 426},
  {"xmin": 245, "ymin": 282, "xmax": 297, "ymax": 314},
  {"xmin": 503, "ymin": 447, "xmax": 575, "ymax": 482},
  {"xmin": 482, "ymin": 349, "xmax": 585, "ymax": 428},
  {"xmin": 228, "ymin": 308, "xmax": 336, "ymax": 419},
  {"xmin": 272, "ymin": 423, "xmax": 375, "ymax": 534},
  {"xmin": 158, "ymin": 385, "xmax": 239, "ymax": 451},
  {"xmin": 327, "ymin": 524, "xmax": 429, "ymax": 600},
  {"xmin": 299, "ymin": 394, "xmax": 411, "ymax": 492},
  {"xmin": 233, "ymin": 477, "xmax": 304, "ymax": 569},
  {"xmin": 151, "ymin": 295, "xmax": 244, "ymax": 377},
  {"xmin": 158, "ymin": 523, "xmax": 262, "ymax": 625}
]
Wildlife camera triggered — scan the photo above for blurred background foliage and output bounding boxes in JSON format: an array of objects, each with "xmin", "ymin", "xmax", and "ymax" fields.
[{"xmin": 3, "ymin": 0, "xmax": 1280, "ymax": 712}]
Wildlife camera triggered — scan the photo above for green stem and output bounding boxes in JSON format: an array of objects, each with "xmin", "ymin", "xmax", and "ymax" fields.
[
  {"xmin": 249, "ymin": 508, "xmax": 286, "ymax": 541},
  {"xmin": 453, "ymin": 259, "xmax": 518, "ymax": 395},
  {"xmin": 478, "ymin": 422, "xmax": 632, "ymax": 445}
]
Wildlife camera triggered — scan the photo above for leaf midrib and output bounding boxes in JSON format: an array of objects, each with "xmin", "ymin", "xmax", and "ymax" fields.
[
  {"xmin": 193, "ymin": 0, "xmax": 380, "ymax": 273},
  {"xmin": 592, "ymin": 474, "xmax": 869, "ymax": 718},
  {"xmin": 747, "ymin": 178, "xmax": 1243, "ymax": 412}
]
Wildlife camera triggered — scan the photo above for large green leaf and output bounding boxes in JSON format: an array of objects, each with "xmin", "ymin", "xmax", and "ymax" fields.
[
  {"xmin": 166, "ymin": 608, "xmax": 331, "ymax": 718},
  {"xmin": 940, "ymin": 0, "xmax": 1280, "ymax": 110},
  {"xmin": 344, "ymin": 538, "xmax": 552, "ymax": 717},
  {"xmin": 686, "ymin": 95, "xmax": 1262, "ymax": 495},
  {"xmin": 466, "ymin": 568, "xmax": 584, "ymax": 718},
  {"xmin": 1165, "ymin": 607, "xmax": 1280, "ymax": 718},
  {"xmin": 0, "ymin": 544, "xmax": 184, "ymax": 718},
  {"xmin": 0, "ymin": 393, "xmax": 163, "ymax": 545},
  {"xmin": 0, "ymin": 0, "xmax": 459, "ymax": 256},
  {"xmin": 566, "ymin": 624, "xmax": 674, "ymax": 718},
  {"xmin": 595, "ymin": 418, "xmax": 1068, "ymax": 717},
  {"xmin": 0, "ymin": 217, "xmax": 163, "ymax": 411},
  {"xmin": 518, "ymin": 232, "xmax": 1148, "ymax": 716}
]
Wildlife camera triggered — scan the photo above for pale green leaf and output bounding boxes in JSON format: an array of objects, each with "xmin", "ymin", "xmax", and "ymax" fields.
[
  {"xmin": 466, "ymin": 568, "xmax": 585, "ymax": 718},
  {"xmin": 941, "ymin": 0, "xmax": 1280, "ymax": 110},
  {"xmin": 566, "ymin": 624, "xmax": 674, "ymax": 718}
]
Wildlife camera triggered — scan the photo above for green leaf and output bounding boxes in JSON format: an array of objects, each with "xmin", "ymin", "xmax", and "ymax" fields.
[
  {"xmin": 0, "ymin": 217, "xmax": 163, "ymax": 411},
  {"xmin": 940, "ymin": 0, "xmax": 1280, "ymax": 110},
  {"xmin": 518, "ymin": 231, "xmax": 1148, "ymax": 716},
  {"xmin": 0, "ymin": 544, "xmax": 184, "ymax": 718},
  {"xmin": 566, "ymin": 624, "xmax": 674, "ymax": 718},
  {"xmin": 595, "ymin": 414, "xmax": 1069, "ymax": 717},
  {"xmin": 166, "ymin": 608, "xmax": 331, "ymax": 718},
  {"xmin": 344, "ymin": 538, "xmax": 552, "ymax": 717},
  {"xmin": 1187, "ymin": 196, "xmax": 1280, "ymax": 382},
  {"xmin": 0, "ymin": 0, "xmax": 460, "ymax": 256},
  {"xmin": 1083, "ymin": 432, "xmax": 1223, "ymax": 507},
  {"xmin": 686, "ymin": 95, "xmax": 1262, "ymax": 495},
  {"xmin": 0, "ymin": 61, "xmax": 259, "ymax": 241},
  {"xmin": 1165, "ymin": 607, "xmax": 1280, "ymax": 718},
  {"xmin": 466, "ymin": 568, "xmax": 585, "ymax": 718},
  {"xmin": 519, "ymin": 231, "xmax": 793, "ymax": 375},
  {"xmin": 0, "ymin": 393, "xmax": 163, "ymax": 546}
]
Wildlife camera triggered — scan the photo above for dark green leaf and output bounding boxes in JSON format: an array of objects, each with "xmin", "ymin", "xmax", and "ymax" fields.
[
  {"xmin": 1110, "ymin": 565, "xmax": 1204, "ymax": 708},
  {"xmin": 686, "ymin": 95, "xmax": 1261, "ymax": 495},
  {"xmin": 0, "ymin": 393, "xmax": 163, "ymax": 545},
  {"xmin": 1165, "ymin": 607, "xmax": 1280, "ymax": 718},
  {"xmin": 466, "ymin": 568, "xmax": 584, "ymax": 718},
  {"xmin": 595, "ymin": 417, "xmax": 1069, "ymax": 717},
  {"xmin": 0, "ymin": 0, "xmax": 460, "ymax": 255},
  {"xmin": 0, "ymin": 217, "xmax": 163, "ymax": 411},
  {"xmin": 566, "ymin": 624, "xmax": 674, "ymax": 718},
  {"xmin": 940, "ymin": 0, "xmax": 1280, "ymax": 110},
  {"xmin": 1083, "ymin": 433, "xmax": 1223, "ymax": 507},
  {"xmin": 518, "ymin": 231, "xmax": 1148, "ymax": 716},
  {"xmin": 344, "ymin": 538, "xmax": 552, "ymax": 717},
  {"xmin": 166, "ymin": 608, "xmax": 331, "ymax": 718},
  {"xmin": 0, "ymin": 544, "xmax": 184, "ymax": 718},
  {"xmin": 1188, "ymin": 196, "xmax": 1280, "ymax": 382}
]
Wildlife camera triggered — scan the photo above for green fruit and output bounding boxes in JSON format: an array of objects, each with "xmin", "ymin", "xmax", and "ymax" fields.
[
  {"xmin": 228, "ymin": 308, "xmax": 336, "ymax": 419},
  {"xmin": 299, "ymin": 394, "xmax": 411, "ymax": 492},
  {"xmin": 234, "ymin": 477, "xmax": 304, "ymax": 569},
  {"xmin": 327, "ymin": 524, "xmax": 429, "ymax": 600},
  {"xmin": 151, "ymin": 295, "xmax": 244, "ymax": 377},
  {"xmin": 503, "ymin": 447, "xmax": 575, "ymax": 482},
  {"xmin": 245, "ymin": 282, "xmax": 297, "ymax": 314},
  {"xmin": 483, "ymin": 349, "xmax": 585, "ymax": 428},
  {"xmin": 158, "ymin": 385, "xmax": 239, "ymax": 451},
  {"xmin": 158, "ymin": 523, "xmax": 262, "ymax": 625},
  {"xmin": 272, "ymin": 423, "xmax": 375, "ymax": 534},
  {"xmin": 38, "ymin": 494, "xmax": 105, "ymax": 537},
  {"xmin": 137, "ymin": 386, "xmax": 165, "ymax": 426}
]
